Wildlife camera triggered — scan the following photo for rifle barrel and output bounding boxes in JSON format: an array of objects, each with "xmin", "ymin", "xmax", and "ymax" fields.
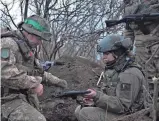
[
  {"xmin": 56, "ymin": 90, "xmax": 91, "ymax": 98},
  {"xmin": 105, "ymin": 13, "xmax": 159, "ymax": 28}
]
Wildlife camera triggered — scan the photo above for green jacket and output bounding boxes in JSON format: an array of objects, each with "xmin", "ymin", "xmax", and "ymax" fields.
[{"xmin": 93, "ymin": 60, "xmax": 148, "ymax": 114}]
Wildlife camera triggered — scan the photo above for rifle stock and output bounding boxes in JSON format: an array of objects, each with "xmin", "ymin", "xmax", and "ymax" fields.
[{"xmin": 105, "ymin": 20, "xmax": 124, "ymax": 27}]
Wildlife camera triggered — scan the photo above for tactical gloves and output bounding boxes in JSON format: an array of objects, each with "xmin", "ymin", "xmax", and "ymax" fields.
[{"xmin": 40, "ymin": 61, "xmax": 65, "ymax": 71}]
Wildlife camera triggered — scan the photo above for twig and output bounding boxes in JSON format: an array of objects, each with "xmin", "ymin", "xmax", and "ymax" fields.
[
  {"xmin": 97, "ymin": 71, "xmax": 104, "ymax": 86},
  {"xmin": 146, "ymin": 41, "xmax": 159, "ymax": 48},
  {"xmin": 146, "ymin": 45, "xmax": 159, "ymax": 65},
  {"xmin": 0, "ymin": 0, "xmax": 18, "ymax": 28}
]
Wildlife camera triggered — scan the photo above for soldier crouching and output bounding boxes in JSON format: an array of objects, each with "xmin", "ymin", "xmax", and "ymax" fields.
[
  {"xmin": 75, "ymin": 35, "xmax": 148, "ymax": 121},
  {"xmin": 1, "ymin": 15, "xmax": 67, "ymax": 121}
]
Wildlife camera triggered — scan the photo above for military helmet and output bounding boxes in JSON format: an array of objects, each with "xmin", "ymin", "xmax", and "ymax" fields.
[
  {"xmin": 21, "ymin": 15, "xmax": 52, "ymax": 41},
  {"xmin": 97, "ymin": 34, "xmax": 132, "ymax": 53}
]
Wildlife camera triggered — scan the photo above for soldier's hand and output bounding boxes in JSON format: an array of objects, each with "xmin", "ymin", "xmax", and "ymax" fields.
[
  {"xmin": 32, "ymin": 84, "xmax": 44, "ymax": 96},
  {"xmin": 84, "ymin": 89, "xmax": 97, "ymax": 98},
  {"xmin": 83, "ymin": 98, "xmax": 94, "ymax": 106}
]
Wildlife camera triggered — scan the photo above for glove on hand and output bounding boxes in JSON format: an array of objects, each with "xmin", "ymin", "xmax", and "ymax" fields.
[{"xmin": 40, "ymin": 61, "xmax": 54, "ymax": 71}]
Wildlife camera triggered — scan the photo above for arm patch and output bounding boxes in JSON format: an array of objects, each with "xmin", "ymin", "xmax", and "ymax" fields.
[
  {"xmin": 1, "ymin": 48, "xmax": 10, "ymax": 59},
  {"xmin": 121, "ymin": 83, "xmax": 131, "ymax": 91}
]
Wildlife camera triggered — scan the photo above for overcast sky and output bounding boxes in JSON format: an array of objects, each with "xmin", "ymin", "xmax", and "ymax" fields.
[
  {"xmin": 1, "ymin": 0, "xmax": 23, "ymax": 29},
  {"xmin": 0, "ymin": 0, "xmax": 63, "ymax": 29}
]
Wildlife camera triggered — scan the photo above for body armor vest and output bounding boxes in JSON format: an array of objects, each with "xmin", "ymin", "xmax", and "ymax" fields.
[
  {"xmin": 103, "ymin": 69, "xmax": 119, "ymax": 96},
  {"xmin": 102, "ymin": 61, "xmax": 144, "ymax": 95},
  {"xmin": 101, "ymin": 61, "xmax": 145, "ymax": 113}
]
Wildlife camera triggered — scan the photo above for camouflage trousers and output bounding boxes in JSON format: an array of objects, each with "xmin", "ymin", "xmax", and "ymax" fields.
[
  {"xmin": 1, "ymin": 98, "xmax": 46, "ymax": 121},
  {"xmin": 75, "ymin": 105, "xmax": 120, "ymax": 121}
]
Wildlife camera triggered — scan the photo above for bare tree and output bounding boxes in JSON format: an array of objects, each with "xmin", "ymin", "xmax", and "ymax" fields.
[
  {"xmin": 0, "ymin": 0, "xmax": 124, "ymax": 61},
  {"xmin": 0, "ymin": 0, "xmax": 18, "ymax": 28}
]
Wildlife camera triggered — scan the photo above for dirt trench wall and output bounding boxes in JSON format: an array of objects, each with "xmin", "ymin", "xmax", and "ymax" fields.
[
  {"xmin": 39, "ymin": 56, "xmax": 103, "ymax": 121},
  {"xmin": 39, "ymin": 56, "xmax": 153, "ymax": 121}
]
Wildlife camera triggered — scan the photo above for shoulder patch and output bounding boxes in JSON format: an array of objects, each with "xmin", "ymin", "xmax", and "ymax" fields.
[
  {"xmin": 1, "ymin": 48, "xmax": 10, "ymax": 59},
  {"xmin": 121, "ymin": 83, "xmax": 131, "ymax": 91}
]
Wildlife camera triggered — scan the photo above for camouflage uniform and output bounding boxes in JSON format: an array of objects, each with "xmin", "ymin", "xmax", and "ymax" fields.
[
  {"xmin": 75, "ymin": 35, "xmax": 148, "ymax": 121},
  {"xmin": 1, "ymin": 15, "xmax": 67, "ymax": 121},
  {"xmin": 124, "ymin": 0, "xmax": 159, "ymax": 80},
  {"xmin": 1, "ymin": 32, "xmax": 46, "ymax": 121},
  {"xmin": 123, "ymin": 0, "xmax": 159, "ymax": 119}
]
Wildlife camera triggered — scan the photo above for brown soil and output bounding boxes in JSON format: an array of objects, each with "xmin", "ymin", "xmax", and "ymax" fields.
[{"xmin": 39, "ymin": 56, "xmax": 152, "ymax": 121}]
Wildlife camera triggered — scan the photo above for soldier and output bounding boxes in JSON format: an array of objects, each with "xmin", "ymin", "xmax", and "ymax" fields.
[
  {"xmin": 123, "ymin": 0, "xmax": 159, "ymax": 82},
  {"xmin": 75, "ymin": 35, "xmax": 148, "ymax": 121},
  {"xmin": 123, "ymin": 0, "xmax": 159, "ymax": 119},
  {"xmin": 1, "ymin": 15, "xmax": 67, "ymax": 121}
]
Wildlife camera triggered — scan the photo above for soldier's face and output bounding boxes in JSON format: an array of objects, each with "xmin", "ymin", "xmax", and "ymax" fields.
[
  {"xmin": 102, "ymin": 52, "xmax": 116, "ymax": 64},
  {"xmin": 27, "ymin": 34, "xmax": 42, "ymax": 48}
]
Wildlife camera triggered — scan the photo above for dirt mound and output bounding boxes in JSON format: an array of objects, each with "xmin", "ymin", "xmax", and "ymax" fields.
[
  {"xmin": 39, "ymin": 56, "xmax": 103, "ymax": 121},
  {"xmin": 39, "ymin": 56, "xmax": 152, "ymax": 121}
]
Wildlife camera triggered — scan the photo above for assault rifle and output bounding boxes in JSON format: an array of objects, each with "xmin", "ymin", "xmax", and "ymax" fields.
[
  {"xmin": 105, "ymin": 13, "xmax": 159, "ymax": 35},
  {"xmin": 55, "ymin": 90, "xmax": 91, "ymax": 99}
]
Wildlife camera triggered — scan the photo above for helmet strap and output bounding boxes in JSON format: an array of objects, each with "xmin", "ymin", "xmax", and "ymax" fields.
[
  {"xmin": 105, "ymin": 52, "xmax": 117, "ymax": 69},
  {"xmin": 112, "ymin": 52, "xmax": 118, "ymax": 59}
]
